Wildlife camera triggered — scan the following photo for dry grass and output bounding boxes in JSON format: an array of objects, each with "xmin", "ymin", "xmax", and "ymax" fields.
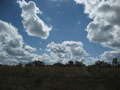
[{"xmin": 0, "ymin": 66, "xmax": 120, "ymax": 90}]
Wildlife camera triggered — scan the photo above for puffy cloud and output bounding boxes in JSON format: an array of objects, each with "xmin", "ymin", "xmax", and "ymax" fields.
[
  {"xmin": 46, "ymin": 41, "xmax": 88, "ymax": 63},
  {"xmin": 101, "ymin": 50, "xmax": 120, "ymax": 63},
  {"xmin": 0, "ymin": 51, "xmax": 19, "ymax": 65},
  {"xmin": 35, "ymin": 53, "xmax": 54, "ymax": 65},
  {"xmin": 34, "ymin": 41, "xmax": 87, "ymax": 65},
  {"xmin": 17, "ymin": 0, "xmax": 52, "ymax": 39},
  {"xmin": 24, "ymin": 45, "xmax": 37, "ymax": 52},
  {"xmin": 74, "ymin": 0, "xmax": 120, "ymax": 49},
  {"xmin": 0, "ymin": 20, "xmax": 23, "ymax": 48},
  {"xmin": 0, "ymin": 20, "xmax": 88, "ymax": 65},
  {"xmin": 0, "ymin": 20, "xmax": 39, "ymax": 65},
  {"xmin": 84, "ymin": 57, "xmax": 99, "ymax": 65},
  {"xmin": 0, "ymin": 20, "xmax": 23, "ymax": 54}
]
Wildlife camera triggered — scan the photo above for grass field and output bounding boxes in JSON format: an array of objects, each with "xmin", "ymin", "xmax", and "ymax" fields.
[{"xmin": 0, "ymin": 66, "xmax": 120, "ymax": 90}]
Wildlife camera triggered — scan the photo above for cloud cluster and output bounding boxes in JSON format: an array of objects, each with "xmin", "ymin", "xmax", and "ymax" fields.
[
  {"xmin": 45, "ymin": 41, "xmax": 88, "ymax": 64},
  {"xmin": 74, "ymin": 0, "xmax": 120, "ymax": 49},
  {"xmin": 0, "ymin": 0, "xmax": 53, "ymax": 65},
  {"xmin": 0, "ymin": 0, "xmax": 89, "ymax": 65},
  {"xmin": 0, "ymin": 20, "xmax": 39, "ymax": 65},
  {"xmin": 17, "ymin": 0, "xmax": 52, "ymax": 39},
  {"xmin": 0, "ymin": 19, "xmax": 87, "ymax": 65},
  {"xmin": 24, "ymin": 41, "xmax": 88, "ymax": 65},
  {"xmin": 101, "ymin": 50, "xmax": 120, "ymax": 62},
  {"xmin": 74, "ymin": 0, "xmax": 120, "ymax": 61}
]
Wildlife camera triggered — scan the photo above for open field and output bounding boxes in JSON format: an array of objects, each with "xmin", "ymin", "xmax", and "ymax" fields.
[{"xmin": 0, "ymin": 66, "xmax": 120, "ymax": 90}]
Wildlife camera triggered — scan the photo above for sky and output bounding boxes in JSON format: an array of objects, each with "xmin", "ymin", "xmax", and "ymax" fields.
[{"xmin": 0, "ymin": 0, "xmax": 120, "ymax": 65}]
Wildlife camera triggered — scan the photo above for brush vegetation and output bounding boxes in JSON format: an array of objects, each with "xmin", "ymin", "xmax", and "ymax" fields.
[{"xmin": 0, "ymin": 58, "xmax": 120, "ymax": 90}]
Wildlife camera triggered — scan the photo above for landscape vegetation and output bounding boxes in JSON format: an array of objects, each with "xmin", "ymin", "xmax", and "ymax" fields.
[{"xmin": 0, "ymin": 58, "xmax": 120, "ymax": 90}]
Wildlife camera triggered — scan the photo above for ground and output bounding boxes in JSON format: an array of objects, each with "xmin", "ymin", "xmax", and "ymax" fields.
[{"xmin": 0, "ymin": 66, "xmax": 120, "ymax": 90}]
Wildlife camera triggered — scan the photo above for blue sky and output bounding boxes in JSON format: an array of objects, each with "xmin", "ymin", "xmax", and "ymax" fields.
[{"xmin": 0, "ymin": 0, "xmax": 119, "ymax": 65}]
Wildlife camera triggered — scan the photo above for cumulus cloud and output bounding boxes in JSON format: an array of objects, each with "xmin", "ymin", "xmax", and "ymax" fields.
[
  {"xmin": 101, "ymin": 50, "xmax": 120, "ymax": 63},
  {"xmin": 0, "ymin": 20, "xmax": 39, "ymax": 65},
  {"xmin": 74, "ymin": 0, "xmax": 120, "ymax": 49},
  {"xmin": 0, "ymin": 20, "xmax": 87, "ymax": 65},
  {"xmin": 17, "ymin": 0, "xmax": 52, "ymax": 39},
  {"xmin": 24, "ymin": 45, "xmax": 37, "ymax": 52},
  {"xmin": 35, "ymin": 53, "xmax": 54, "ymax": 65},
  {"xmin": 0, "ymin": 20, "xmax": 23, "ymax": 48},
  {"xmin": 45, "ymin": 41, "xmax": 88, "ymax": 64}
]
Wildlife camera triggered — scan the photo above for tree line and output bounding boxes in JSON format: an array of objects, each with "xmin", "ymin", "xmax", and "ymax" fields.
[{"xmin": 0, "ymin": 58, "xmax": 120, "ymax": 68}]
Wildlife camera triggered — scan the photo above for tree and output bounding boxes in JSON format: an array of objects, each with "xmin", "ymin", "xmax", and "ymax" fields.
[
  {"xmin": 33, "ymin": 61, "xmax": 44, "ymax": 67},
  {"xmin": 95, "ymin": 60, "xmax": 107, "ymax": 67},
  {"xmin": 95, "ymin": 61, "xmax": 102, "ymax": 67},
  {"xmin": 112, "ymin": 58, "xmax": 118, "ymax": 67},
  {"xmin": 68, "ymin": 61, "xmax": 74, "ymax": 66},
  {"xmin": 75, "ymin": 61, "xmax": 84, "ymax": 67}
]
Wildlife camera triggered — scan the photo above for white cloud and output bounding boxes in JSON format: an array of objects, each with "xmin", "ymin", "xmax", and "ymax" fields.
[
  {"xmin": 84, "ymin": 57, "xmax": 99, "ymax": 65},
  {"xmin": 74, "ymin": 0, "xmax": 120, "ymax": 49},
  {"xmin": 0, "ymin": 20, "xmax": 23, "ymax": 48},
  {"xmin": 45, "ymin": 41, "xmax": 88, "ymax": 64},
  {"xmin": 34, "ymin": 41, "xmax": 88, "ymax": 65},
  {"xmin": 101, "ymin": 50, "xmax": 120, "ymax": 63},
  {"xmin": 17, "ymin": 0, "xmax": 52, "ymax": 39},
  {"xmin": 24, "ymin": 45, "xmax": 37, "ymax": 52},
  {"xmin": 35, "ymin": 53, "xmax": 54, "ymax": 65},
  {"xmin": 0, "ymin": 20, "xmax": 88, "ymax": 65},
  {"xmin": 0, "ymin": 20, "xmax": 40, "ymax": 65}
]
